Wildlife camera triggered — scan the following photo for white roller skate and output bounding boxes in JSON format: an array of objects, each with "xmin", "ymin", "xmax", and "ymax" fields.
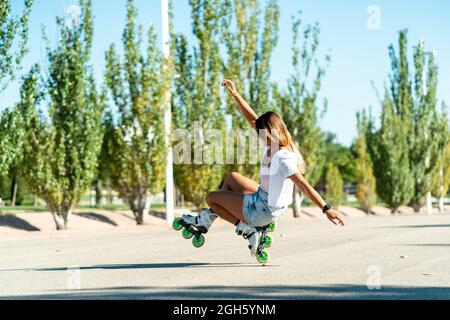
[
  {"xmin": 172, "ymin": 208, "xmax": 218, "ymax": 249},
  {"xmin": 181, "ymin": 208, "xmax": 218, "ymax": 234},
  {"xmin": 235, "ymin": 221, "xmax": 259, "ymax": 257}
]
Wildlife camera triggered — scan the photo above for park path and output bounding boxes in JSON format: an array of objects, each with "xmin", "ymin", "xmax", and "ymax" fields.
[{"xmin": 0, "ymin": 213, "xmax": 449, "ymax": 299}]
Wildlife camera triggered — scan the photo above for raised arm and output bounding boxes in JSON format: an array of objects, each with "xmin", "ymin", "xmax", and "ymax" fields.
[
  {"xmin": 221, "ymin": 79, "xmax": 258, "ymax": 129},
  {"xmin": 290, "ymin": 172, "xmax": 345, "ymax": 226}
]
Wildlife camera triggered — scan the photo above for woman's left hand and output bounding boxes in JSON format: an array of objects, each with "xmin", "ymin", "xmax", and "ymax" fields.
[{"xmin": 325, "ymin": 209, "xmax": 345, "ymax": 226}]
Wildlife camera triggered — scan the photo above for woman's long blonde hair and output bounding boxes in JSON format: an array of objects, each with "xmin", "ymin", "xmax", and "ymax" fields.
[{"xmin": 255, "ymin": 111, "xmax": 307, "ymax": 175}]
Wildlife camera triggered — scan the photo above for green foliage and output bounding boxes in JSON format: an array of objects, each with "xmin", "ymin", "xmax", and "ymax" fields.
[
  {"xmin": 0, "ymin": 107, "xmax": 27, "ymax": 177},
  {"xmin": 220, "ymin": 0, "xmax": 280, "ymax": 179},
  {"xmin": 326, "ymin": 163, "xmax": 343, "ymax": 207},
  {"xmin": 20, "ymin": 0, "xmax": 105, "ymax": 230},
  {"xmin": 0, "ymin": 174, "xmax": 35, "ymax": 206},
  {"xmin": 0, "ymin": 0, "xmax": 34, "ymax": 177},
  {"xmin": 368, "ymin": 92, "xmax": 414, "ymax": 212},
  {"xmin": 173, "ymin": 1, "xmax": 225, "ymax": 209},
  {"xmin": 430, "ymin": 103, "xmax": 450, "ymax": 198},
  {"xmin": 272, "ymin": 12, "xmax": 329, "ymax": 216},
  {"xmin": 355, "ymin": 111, "xmax": 376, "ymax": 213},
  {"xmin": 368, "ymin": 30, "xmax": 446, "ymax": 212},
  {"xmin": 408, "ymin": 39, "xmax": 442, "ymax": 209},
  {"xmin": 322, "ymin": 133, "xmax": 356, "ymax": 184},
  {"xmin": 104, "ymin": 0, "xmax": 172, "ymax": 223},
  {"xmin": 0, "ymin": 0, "xmax": 33, "ymax": 92},
  {"xmin": 281, "ymin": 13, "xmax": 330, "ymax": 187}
]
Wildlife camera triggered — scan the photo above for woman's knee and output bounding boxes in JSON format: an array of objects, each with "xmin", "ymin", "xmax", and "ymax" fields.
[
  {"xmin": 205, "ymin": 192, "xmax": 216, "ymax": 206},
  {"xmin": 224, "ymin": 172, "xmax": 240, "ymax": 186}
]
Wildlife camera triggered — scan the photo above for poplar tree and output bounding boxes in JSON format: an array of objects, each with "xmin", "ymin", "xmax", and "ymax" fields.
[
  {"xmin": 220, "ymin": 0, "xmax": 280, "ymax": 180},
  {"xmin": 20, "ymin": 0, "xmax": 105, "ymax": 230},
  {"xmin": 274, "ymin": 13, "xmax": 329, "ymax": 217},
  {"xmin": 430, "ymin": 104, "xmax": 450, "ymax": 212},
  {"xmin": 326, "ymin": 163, "xmax": 343, "ymax": 208},
  {"xmin": 0, "ymin": 0, "xmax": 33, "ymax": 92},
  {"xmin": 409, "ymin": 41, "xmax": 441, "ymax": 211},
  {"xmin": 368, "ymin": 30, "xmax": 445, "ymax": 213},
  {"xmin": 0, "ymin": 0, "xmax": 33, "ymax": 177},
  {"xmin": 173, "ymin": 0, "xmax": 225, "ymax": 210},
  {"xmin": 368, "ymin": 91, "xmax": 414, "ymax": 212},
  {"xmin": 104, "ymin": 0, "xmax": 172, "ymax": 224},
  {"xmin": 355, "ymin": 111, "xmax": 376, "ymax": 213}
]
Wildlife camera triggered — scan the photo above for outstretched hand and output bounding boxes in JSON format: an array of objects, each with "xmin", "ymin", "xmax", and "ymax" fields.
[
  {"xmin": 325, "ymin": 209, "xmax": 345, "ymax": 226},
  {"xmin": 221, "ymin": 79, "xmax": 238, "ymax": 96}
]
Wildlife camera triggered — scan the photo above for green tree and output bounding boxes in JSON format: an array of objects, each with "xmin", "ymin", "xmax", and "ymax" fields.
[
  {"xmin": 220, "ymin": 0, "xmax": 280, "ymax": 180},
  {"xmin": 0, "ymin": 0, "xmax": 34, "ymax": 179},
  {"xmin": 408, "ymin": 41, "xmax": 441, "ymax": 211},
  {"xmin": 326, "ymin": 163, "xmax": 343, "ymax": 208},
  {"xmin": 368, "ymin": 30, "xmax": 445, "ymax": 213},
  {"xmin": 274, "ymin": 13, "xmax": 329, "ymax": 217},
  {"xmin": 322, "ymin": 133, "xmax": 356, "ymax": 184},
  {"xmin": 430, "ymin": 103, "xmax": 450, "ymax": 212},
  {"xmin": 355, "ymin": 111, "xmax": 376, "ymax": 213},
  {"xmin": 20, "ymin": 0, "xmax": 105, "ymax": 230},
  {"xmin": 172, "ymin": 0, "xmax": 225, "ymax": 210},
  {"xmin": 368, "ymin": 90, "xmax": 414, "ymax": 212},
  {"xmin": 367, "ymin": 31, "xmax": 414, "ymax": 212},
  {"xmin": 0, "ymin": 0, "xmax": 33, "ymax": 92},
  {"xmin": 104, "ymin": 0, "xmax": 172, "ymax": 224},
  {"xmin": 96, "ymin": 110, "xmax": 116, "ymax": 205}
]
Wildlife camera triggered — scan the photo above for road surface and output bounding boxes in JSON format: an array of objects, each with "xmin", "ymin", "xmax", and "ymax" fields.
[{"xmin": 0, "ymin": 214, "xmax": 449, "ymax": 299}]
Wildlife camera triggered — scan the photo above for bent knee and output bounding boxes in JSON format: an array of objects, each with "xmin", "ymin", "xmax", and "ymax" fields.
[
  {"xmin": 227, "ymin": 171, "xmax": 241, "ymax": 182},
  {"xmin": 205, "ymin": 192, "xmax": 216, "ymax": 205}
]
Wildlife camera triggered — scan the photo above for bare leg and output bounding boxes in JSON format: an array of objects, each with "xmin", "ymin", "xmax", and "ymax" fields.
[
  {"xmin": 221, "ymin": 172, "xmax": 259, "ymax": 194},
  {"xmin": 206, "ymin": 191, "xmax": 247, "ymax": 225}
]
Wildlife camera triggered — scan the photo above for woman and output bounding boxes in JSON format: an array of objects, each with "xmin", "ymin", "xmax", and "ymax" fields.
[{"xmin": 182, "ymin": 79, "xmax": 345, "ymax": 256}]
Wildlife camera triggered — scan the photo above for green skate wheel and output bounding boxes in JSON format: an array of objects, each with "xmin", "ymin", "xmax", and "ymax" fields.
[
  {"xmin": 261, "ymin": 234, "xmax": 273, "ymax": 248},
  {"xmin": 172, "ymin": 218, "xmax": 183, "ymax": 231},
  {"xmin": 256, "ymin": 250, "xmax": 270, "ymax": 264},
  {"xmin": 192, "ymin": 234, "xmax": 205, "ymax": 248},
  {"xmin": 182, "ymin": 228, "xmax": 194, "ymax": 239},
  {"xmin": 268, "ymin": 222, "xmax": 276, "ymax": 233}
]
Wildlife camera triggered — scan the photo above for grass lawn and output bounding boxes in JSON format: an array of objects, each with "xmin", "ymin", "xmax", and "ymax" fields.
[{"xmin": 0, "ymin": 203, "xmax": 195, "ymax": 215}]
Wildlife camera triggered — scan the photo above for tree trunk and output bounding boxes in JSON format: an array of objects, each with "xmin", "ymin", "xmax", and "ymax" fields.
[
  {"xmin": 10, "ymin": 176, "xmax": 18, "ymax": 207},
  {"xmin": 128, "ymin": 193, "xmax": 151, "ymax": 225},
  {"xmin": 107, "ymin": 181, "xmax": 113, "ymax": 204},
  {"xmin": 142, "ymin": 193, "xmax": 152, "ymax": 223},
  {"xmin": 52, "ymin": 208, "xmax": 72, "ymax": 230},
  {"xmin": 95, "ymin": 180, "xmax": 102, "ymax": 206},
  {"xmin": 438, "ymin": 197, "xmax": 444, "ymax": 213},
  {"xmin": 411, "ymin": 201, "xmax": 421, "ymax": 213},
  {"xmin": 292, "ymin": 187, "xmax": 303, "ymax": 218}
]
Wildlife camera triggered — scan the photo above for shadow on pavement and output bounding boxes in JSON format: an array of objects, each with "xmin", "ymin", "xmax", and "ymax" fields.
[
  {"xmin": 1, "ymin": 262, "xmax": 274, "ymax": 272},
  {"xmin": 74, "ymin": 212, "xmax": 118, "ymax": 226},
  {"xmin": 375, "ymin": 224, "xmax": 450, "ymax": 229},
  {"xmin": 2, "ymin": 284, "xmax": 449, "ymax": 300},
  {"xmin": 393, "ymin": 243, "xmax": 450, "ymax": 247},
  {"xmin": 0, "ymin": 215, "xmax": 40, "ymax": 232}
]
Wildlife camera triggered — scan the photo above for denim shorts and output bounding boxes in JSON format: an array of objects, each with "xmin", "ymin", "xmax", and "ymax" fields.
[{"xmin": 242, "ymin": 187, "xmax": 288, "ymax": 227}]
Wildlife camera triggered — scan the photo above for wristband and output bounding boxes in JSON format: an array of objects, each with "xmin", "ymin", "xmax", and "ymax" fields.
[{"xmin": 322, "ymin": 204, "xmax": 332, "ymax": 213}]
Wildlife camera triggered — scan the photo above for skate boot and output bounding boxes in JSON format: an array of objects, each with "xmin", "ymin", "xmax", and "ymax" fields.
[
  {"xmin": 172, "ymin": 208, "xmax": 218, "ymax": 249},
  {"xmin": 235, "ymin": 221, "xmax": 259, "ymax": 257},
  {"xmin": 181, "ymin": 208, "xmax": 218, "ymax": 234}
]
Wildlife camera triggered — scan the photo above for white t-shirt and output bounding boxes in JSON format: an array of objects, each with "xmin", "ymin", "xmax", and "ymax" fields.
[{"xmin": 260, "ymin": 148, "xmax": 300, "ymax": 208}]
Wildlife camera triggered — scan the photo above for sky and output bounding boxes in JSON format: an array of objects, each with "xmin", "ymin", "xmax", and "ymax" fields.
[{"xmin": 2, "ymin": 0, "xmax": 450, "ymax": 146}]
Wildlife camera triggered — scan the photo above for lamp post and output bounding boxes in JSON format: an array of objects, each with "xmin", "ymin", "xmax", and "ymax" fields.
[
  {"xmin": 421, "ymin": 42, "xmax": 436, "ymax": 216},
  {"xmin": 161, "ymin": 0, "xmax": 174, "ymax": 224}
]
